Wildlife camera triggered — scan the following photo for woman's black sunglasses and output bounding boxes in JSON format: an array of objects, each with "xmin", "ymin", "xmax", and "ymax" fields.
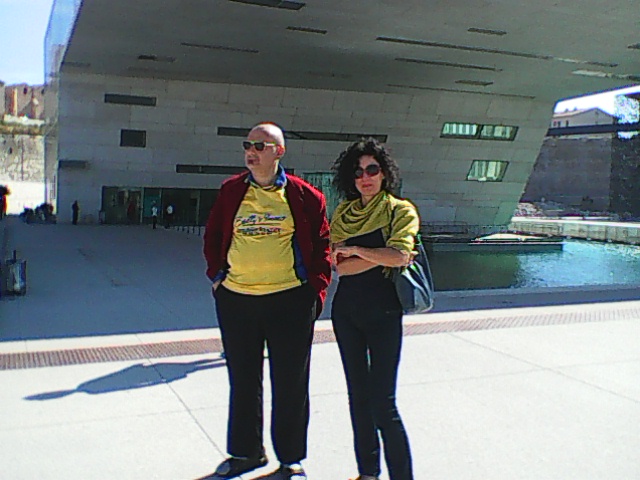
[
  {"xmin": 354, "ymin": 164, "xmax": 382, "ymax": 179},
  {"xmin": 242, "ymin": 140, "xmax": 278, "ymax": 152}
]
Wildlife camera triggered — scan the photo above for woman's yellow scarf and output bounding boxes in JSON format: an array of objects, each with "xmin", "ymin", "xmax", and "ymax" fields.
[
  {"xmin": 330, "ymin": 191, "xmax": 391, "ymax": 244},
  {"xmin": 330, "ymin": 191, "xmax": 419, "ymax": 254}
]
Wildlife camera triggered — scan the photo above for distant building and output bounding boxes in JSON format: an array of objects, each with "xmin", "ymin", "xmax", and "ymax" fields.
[
  {"xmin": 0, "ymin": 82, "xmax": 46, "ymax": 214},
  {"xmin": 549, "ymin": 108, "xmax": 615, "ymax": 134},
  {"xmin": 522, "ymin": 97, "xmax": 640, "ymax": 215},
  {"xmin": 0, "ymin": 81, "xmax": 5, "ymax": 115},
  {"xmin": 4, "ymin": 84, "xmax": 45, "ymax": 120}
]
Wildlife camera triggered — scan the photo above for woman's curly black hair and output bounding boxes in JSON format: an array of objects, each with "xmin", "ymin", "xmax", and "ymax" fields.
[{"xmin": 332, "ymin": 137, "xmax": 401, "ymax": 200}]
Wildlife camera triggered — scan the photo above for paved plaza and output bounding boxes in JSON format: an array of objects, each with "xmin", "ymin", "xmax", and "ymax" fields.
[{"xmin": 1, "ymin": 217, "xmax": 639, "ymax": 479}]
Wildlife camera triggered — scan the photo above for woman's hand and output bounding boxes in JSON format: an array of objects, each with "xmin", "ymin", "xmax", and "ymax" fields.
[
  {"xmin": 406, "ymin": 250, "xmax": 418, "ymax": 266},
  {"xmin": 333, "ymin": 245, "xmax": 361, "ymax": 261}
]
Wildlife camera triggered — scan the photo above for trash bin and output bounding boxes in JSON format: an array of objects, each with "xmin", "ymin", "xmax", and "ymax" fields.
[{"xmin": 5, "ymin": 250, "xmax": 26, "ymax": 295}]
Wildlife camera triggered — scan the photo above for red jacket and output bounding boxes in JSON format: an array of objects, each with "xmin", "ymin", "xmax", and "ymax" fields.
[{"xmin": 203, "ymin": 170, "xmax": 331, "ymax": 318}]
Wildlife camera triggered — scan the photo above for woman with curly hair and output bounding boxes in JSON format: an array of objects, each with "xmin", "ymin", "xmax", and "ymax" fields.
[{"xmin": 330, "ymin": 138, "xmax": 419, "ymax": 480}]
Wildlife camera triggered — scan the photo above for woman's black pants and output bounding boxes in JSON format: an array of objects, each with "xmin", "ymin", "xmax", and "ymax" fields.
[
  {"xmin": 332, "ymin": 298, "xmax": 414, "ymax": 480},
  {"xmin": 215, "ymin": 283, "xmax": 316, "ymax": 464}
]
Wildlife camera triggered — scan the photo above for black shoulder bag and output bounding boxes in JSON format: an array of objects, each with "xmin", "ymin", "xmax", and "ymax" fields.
[{"xmin": 390, "ymin": 207, "xmax": 435, "ymax": 314}]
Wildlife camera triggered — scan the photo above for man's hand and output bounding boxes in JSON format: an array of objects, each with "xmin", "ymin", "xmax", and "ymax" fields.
[{"xmin": 212, "ymin": 280, "xmax": 221, "ymax": 292}]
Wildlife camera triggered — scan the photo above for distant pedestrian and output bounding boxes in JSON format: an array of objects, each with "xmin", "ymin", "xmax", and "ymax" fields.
[
  {"xmin": 72, "ymin": 201, "xmax": 80, "ymax": 225},
  {"xmin": 165, "ymin": 204, "xmax": 174, "ymax": 229},
  {"xmin": 151, "ymin": 203, "xmax": 159, "ymax": 230},
  {"xmin": 127, "ymin": 200, "xmax": 137, "ymax": 224},
  {"xmin": 1, "ymin": 185, "xmax": 9, "ymax": 220}
]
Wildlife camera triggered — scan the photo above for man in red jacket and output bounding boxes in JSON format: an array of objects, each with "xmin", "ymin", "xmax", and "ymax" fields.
[{"xmin": 203, "ymin": 122, "xmax": 331, "ymax": 479}]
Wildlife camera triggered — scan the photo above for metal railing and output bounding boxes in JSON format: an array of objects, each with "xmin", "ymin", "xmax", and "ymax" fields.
[{"xmin": 173, "ymin": 225, "xmax": 205, "ymax": 236}]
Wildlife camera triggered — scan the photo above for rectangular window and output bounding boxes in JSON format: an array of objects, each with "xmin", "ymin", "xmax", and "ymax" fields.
[
  {"xmin": 58, "ymin": 160, "xmax": 88, "ymax": 169},
  {"xmin": 120, "ymin": 129, "xmax": 147, "ymax": 148},
  {"xmin": 442, "ymin": 122, "xmax": 519, "ymax": 141},
  {"xmin": 479, "ymin": 124, "xmax": 518, "ymax": 141},
  {"xmin": 466, "ymin": 160, "xmax": 508, "ymax": 182},
  {"xmin": 441, "ymin": 122, "xmax": 479, "ymax": 138},
  {"xmin": 105, "ymin": 94, "xmax": 157, "ymax": 107}
]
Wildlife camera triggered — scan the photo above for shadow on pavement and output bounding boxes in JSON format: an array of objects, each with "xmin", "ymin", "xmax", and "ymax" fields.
[
  {"xmin": 194, "ymin": 468, "xmax": 283, "ymax": 480},
  {"xmin": 23, "ymin": 359, "xmax": 224, "ymax": 400}
]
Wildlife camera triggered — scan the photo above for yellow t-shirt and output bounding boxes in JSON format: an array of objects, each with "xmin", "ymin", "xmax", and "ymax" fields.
[{"xmin": 223, "ymin": 183, "xmax": 301, "ymax": 295}]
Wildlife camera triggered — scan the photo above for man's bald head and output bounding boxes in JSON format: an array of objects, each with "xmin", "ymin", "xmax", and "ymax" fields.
[{"xmin": 250, "ymin": 123, "xmax": 285, "ymax": 147}]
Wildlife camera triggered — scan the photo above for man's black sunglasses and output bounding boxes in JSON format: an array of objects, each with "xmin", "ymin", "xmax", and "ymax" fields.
[
  {"xmin": 354, "ymin": 164, "xmax": 382, "ymax": 179},
  {"xmin": 242, "ymin": 140, "xmax": 278, "ymax": 152}
]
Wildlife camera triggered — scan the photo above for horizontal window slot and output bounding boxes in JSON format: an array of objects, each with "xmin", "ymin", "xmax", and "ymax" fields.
[
  {"xmin": 177, "ymin": 164, "xmax": 294, "ymax": 175},
  {"xmin": 229, "ymin": 0, "xmax": 305, "ymax": 10},
  {"xmin": 105, "ymin": 94, "xmax": 157, "ymax": 107},
  {"xmin": 59, "ymin": 160, "xmax": 89, "ymax": 169},
  {"xmin": 395, "ymin": 57, "xmax": 501, "ymax": 72},
  {"xmin": 217, "ymin": 127, "xmax": 387, "ymax": 143},
  {"xmin": 176, "ymin": 165, "xmax": 247, "ymax": 175}
]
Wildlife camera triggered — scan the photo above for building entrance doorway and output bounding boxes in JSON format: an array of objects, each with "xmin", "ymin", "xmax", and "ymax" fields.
[
  {"xmin": 101, "ymin": 187, "xmax": 142, "ymax": 224},
  {"xmin": 101, "ymin": 186, "xmax": 218, "ymax": 225}
]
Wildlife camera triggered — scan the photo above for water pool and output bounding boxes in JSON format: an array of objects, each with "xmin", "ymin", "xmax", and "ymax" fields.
[{"xmin": 429, "ymin": 240, "xmax": 640, "ymax": 291}]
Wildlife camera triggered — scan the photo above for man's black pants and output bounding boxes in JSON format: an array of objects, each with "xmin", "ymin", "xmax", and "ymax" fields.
[{"xmin": 215, "ymin": 283, "xmax": 316, "ymax": 464}]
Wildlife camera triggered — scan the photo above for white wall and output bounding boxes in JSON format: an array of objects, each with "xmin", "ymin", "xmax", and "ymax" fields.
[
  {"xmin": 0, "ymin": 133, "xmax": 45, "ymax": 214},
  {"xmin": 54, "ymin": 72, "xmax": 553, "ymax": 230}
]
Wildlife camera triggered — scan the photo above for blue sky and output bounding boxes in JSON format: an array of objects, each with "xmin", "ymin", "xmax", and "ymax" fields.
[
  {"xmin": 0, "ymin": 0, "xmax": 55, "ymax": 85},
  {"xmin": 0, "ymin": 0, "xmax": 638, "ymax": 114}
]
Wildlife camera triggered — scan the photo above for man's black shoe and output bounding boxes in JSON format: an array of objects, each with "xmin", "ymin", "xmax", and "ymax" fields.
[
  {"xmin": 213, "ymin": 452, "xmax": 268, "ymax": 478},
  {"xmin": 271, "ymin": 463, "xmax": 307, "ymax": 479}
]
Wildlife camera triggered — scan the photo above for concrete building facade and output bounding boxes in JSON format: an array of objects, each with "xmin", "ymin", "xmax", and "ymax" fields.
[
  {"xmin": 43, "ymin": 1, "xmax": 640, "ymax": 230},
  {"xmin": 50, "ymin": 72, "xmax": 549, "ymax": 229}
]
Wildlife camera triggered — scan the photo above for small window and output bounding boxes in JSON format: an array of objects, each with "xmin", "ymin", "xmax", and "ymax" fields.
[
  {"xmin": 466, "ymin": 160, "xmax": 508, "ymax": 182},
  {"xmin": 120, "ymin": 129, "xmax": 146, "ymax": 148},
  {"xmin": 479, "ymin": 124, "xmax": 518, "ymax": 141},
  {"xmin": 441, "ymin": 122, "xmax": 480, "ymax": 138}
]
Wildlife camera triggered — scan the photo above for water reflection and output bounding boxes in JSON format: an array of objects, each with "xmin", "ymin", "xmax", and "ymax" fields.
[{"xmin": 430, "ymin": 240, "xmax": 640, "ymax": 291}]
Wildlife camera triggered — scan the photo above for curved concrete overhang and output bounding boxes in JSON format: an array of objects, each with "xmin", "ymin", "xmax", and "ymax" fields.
[{"xmin": 45, "ymin": 0, "xmax": 640, "ymax": 229}]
